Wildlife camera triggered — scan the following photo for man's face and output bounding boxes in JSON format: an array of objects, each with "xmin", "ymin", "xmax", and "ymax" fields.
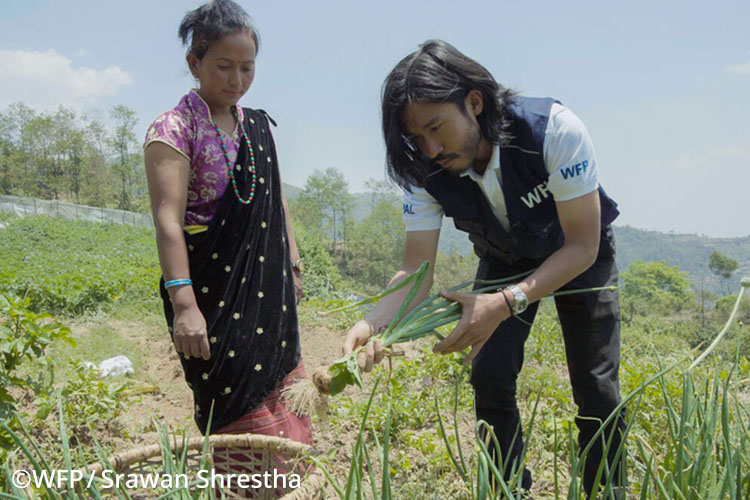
[{"xmin": 401, "ymin": 93, "xmax": 483, "ymax": 175}]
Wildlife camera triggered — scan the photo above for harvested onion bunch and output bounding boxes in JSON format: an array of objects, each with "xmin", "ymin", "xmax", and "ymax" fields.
[{"xmin": 283, "ymin": 261, "xmax": 616, "ymax": 415}]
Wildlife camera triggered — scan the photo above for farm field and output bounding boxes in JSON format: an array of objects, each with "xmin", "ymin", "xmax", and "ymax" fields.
[
  {"xmin": 1, "ymin": 213, "xmax": 749, "ymax": 499},
  {"xmin": 2, "ymin": 2, "xmax": 749, "ymax": 496}
]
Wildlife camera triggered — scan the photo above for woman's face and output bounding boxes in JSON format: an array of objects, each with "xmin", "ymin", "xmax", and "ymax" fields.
[{"xmin": 188, "ymin": 30, "xmax": 257, "ymax": 114}]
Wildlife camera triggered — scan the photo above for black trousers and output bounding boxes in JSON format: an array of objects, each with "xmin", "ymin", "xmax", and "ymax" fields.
[{"xmin": 470, "ymin": 227, "xmax": 627, "ymax": 497}]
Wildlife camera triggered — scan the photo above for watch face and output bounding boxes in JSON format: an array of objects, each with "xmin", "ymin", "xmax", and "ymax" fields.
[
  {"xmin": 509, "ymin": 285, "xmax": 528, "ymax": 314},
  {"xmin": 516, "ymin": 297, "xmax": 528, "ymax": 313}
]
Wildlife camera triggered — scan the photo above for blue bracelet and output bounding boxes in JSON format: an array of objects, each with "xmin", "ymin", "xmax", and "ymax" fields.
[{"xmin": 165, "ymin": 279, "xmax": 193, "ymax": 289}]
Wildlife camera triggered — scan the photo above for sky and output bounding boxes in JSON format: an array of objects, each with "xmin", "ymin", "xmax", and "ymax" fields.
[{"xmin": 1, "ymin": 0, "xmax": 748, "ymax": 238}]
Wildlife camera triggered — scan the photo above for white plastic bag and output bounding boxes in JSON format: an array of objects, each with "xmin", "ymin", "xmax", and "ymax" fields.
[{"xmin": 98, "ymin": 355, "xmax": 134, "ymax": 377}]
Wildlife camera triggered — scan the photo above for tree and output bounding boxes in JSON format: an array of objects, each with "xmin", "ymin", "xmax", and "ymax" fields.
[
  {"xmin": 53, "ymin": 106, "xmax": 85, "ymax": 204},
  {"xmin": 0, "ymin": 103, "xmax": 35, "ymax": 195},
  {"xmin": 295, "ymin": 167, "xmax": 354, "ymax": 252},
  {"xmin": 80, "ymin": 117, "xmax": 116, "ymax": 208},
  {"xmin": 0, "ymin": 141, "xmax": 23, "ymax": 195},
  {"xmin": 0, "ymin": 102, "xmax": 35, "ymax": 146},
  {"xmin": 712, "ymin": 293, "xmax": 750, "ymax": 327},
  {"xmin": 363, "ymin": 177, "xmax": 398, "ymax": 216},
  {"xmin": 0, "ymin": 108, "xmax": 24, "ymax": 194},
  {"xmin": 621, "ymin": 260, "xmax": 695, "ymax": 316},
  {"xmin": 708, "ymin": 251, "xmax": 738, "ymax": 296},
  {"xmin": 108, "ymin": 105, "xmax": 139, "ymax": 210},
  {"xmin": 697, "ymin": 277, "xmax": 717, "ymax": 328},
  {"xmin": 346, "ymin": 200, "xmax": 405, "ymax": 290},
  {"xmin": 0, "ymin": 102, "xmax": 149, "ymax": 209},
  {"xmin": 21, "ymin": 114, "xmax": 60, "ymax": 199},
  {"xmin": 293, "ymin": 223, "xmax": 341, "ymax": 298},
  {"xmin": 288, "ymin": 190, "xmax": 326, "ymax": 234}
]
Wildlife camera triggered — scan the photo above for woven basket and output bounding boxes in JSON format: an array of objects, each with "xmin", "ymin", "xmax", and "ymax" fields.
[{"xmin": 83, "ymin": 433, "xmax": 325, "ymax": 500}]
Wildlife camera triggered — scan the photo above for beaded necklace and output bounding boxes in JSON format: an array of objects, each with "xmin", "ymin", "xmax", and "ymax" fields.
[{"xmin": 212, "ymin": 106, "xmax": 256, "ymax": 205}]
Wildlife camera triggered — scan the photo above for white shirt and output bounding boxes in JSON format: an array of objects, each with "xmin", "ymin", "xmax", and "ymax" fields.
[{"xmin": 402, "ymin": 103, "xmax": 599, "ymax": 232}]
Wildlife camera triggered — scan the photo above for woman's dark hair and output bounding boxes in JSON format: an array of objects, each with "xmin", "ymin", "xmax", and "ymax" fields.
[
  {"xmin": 178, "ymin": 0, "xmax": 260, "ymax": 59},
  {"xmin": 382, "ymin": 39, "xmax": 516, "ymax": 190}
]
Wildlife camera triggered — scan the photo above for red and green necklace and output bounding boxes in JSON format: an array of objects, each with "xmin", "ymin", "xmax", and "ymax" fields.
[{"xmin": 212, "ymin": 106, "xmax": 256, "ymax": 205}]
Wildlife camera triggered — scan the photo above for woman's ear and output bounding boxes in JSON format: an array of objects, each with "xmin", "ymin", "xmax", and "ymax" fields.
[{"xmin": 186, "ymin": 53, "xmax": 200, "ymax": 79}]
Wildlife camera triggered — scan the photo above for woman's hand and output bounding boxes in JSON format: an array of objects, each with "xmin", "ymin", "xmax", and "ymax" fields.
[
  {"xmin": 342, "ymin": 319, "xmax": 384, "ymax": 372},
  {"xmin": 172, "ymin": 304, "xmax": 210, "ymax": 360},
  {"xmin": 292, "ymin": 268, "xmax": 303, "ymax": 304}
]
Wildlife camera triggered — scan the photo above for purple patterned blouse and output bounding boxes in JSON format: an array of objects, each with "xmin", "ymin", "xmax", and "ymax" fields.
[{"xmin": 144, "ymin": 90, "xmax": 245, "ymax": 225}]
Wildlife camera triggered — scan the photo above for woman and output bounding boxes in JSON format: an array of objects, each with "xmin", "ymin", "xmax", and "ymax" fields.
[{"xmin": 143, "ymin": 0, "xmax": 312, "ymax": 454}]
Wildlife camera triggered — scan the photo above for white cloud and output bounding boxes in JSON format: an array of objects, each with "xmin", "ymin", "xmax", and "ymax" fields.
[
  {"xmin": 671, "ymin": 142, "xmax": 750, "ymax": 173},
  {"xmin": 0, "ymin": 48, "xmax": 133, "ymax": 109},
  {"xmin": 727, "ymin": 61, "xmax": 750, "ymax": 75}
]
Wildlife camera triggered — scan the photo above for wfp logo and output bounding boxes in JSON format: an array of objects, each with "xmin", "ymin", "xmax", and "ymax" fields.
[
  {"xmin": 520, "ymin": 182, "xmax": 550, "ymax": 209},
  {"xmin": 561, "ymin": 160, "xmax": 589, "ymax": 180}
]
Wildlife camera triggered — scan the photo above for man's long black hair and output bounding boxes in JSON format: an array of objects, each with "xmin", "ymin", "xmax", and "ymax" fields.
[{"xmin": 382, "ymin": 40, "xmax": 516, "ymax": 190}]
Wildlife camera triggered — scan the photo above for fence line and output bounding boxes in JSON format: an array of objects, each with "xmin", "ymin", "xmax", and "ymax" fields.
[{"xmin": 0, "ymin": 195, "xmax": 153, "ymax": 228}]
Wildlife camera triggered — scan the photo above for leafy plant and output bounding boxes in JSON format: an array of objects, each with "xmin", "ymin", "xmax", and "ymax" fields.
[
  {"xmin": 294, "ymin": 223, "xmax": 342, "ymax": 300},
  {"xmin": 0, "ymin": 217, "xmax": 161, "ymax": 315},
  {"xmin": 0, "ymin": 294, "xmax": 74, "ymax": 456},
  {"xmin": 34, "ymin": 360, "xmax": 134, "ymax": 444}
]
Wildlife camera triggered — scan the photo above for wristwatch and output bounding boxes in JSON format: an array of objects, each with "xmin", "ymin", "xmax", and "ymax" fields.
[{"xmin": 505, "ymin": 285, "xmax": 528, "ymax": 315}]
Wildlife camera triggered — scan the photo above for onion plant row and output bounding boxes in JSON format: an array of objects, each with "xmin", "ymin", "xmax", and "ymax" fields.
[{"xmin": 314, "ymin": 278, "xmax": 749, "ymax": 499}]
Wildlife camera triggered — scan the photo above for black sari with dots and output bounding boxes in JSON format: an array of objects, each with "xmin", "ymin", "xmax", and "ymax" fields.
[{"xmin": 160, "ymin": 108, "xmax": 300, "ymax": 435}]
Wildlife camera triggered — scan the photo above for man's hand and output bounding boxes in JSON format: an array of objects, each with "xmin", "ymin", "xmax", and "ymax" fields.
[
  {"xmin": 433, "ymin": 290, "xmax": 511, "ymax": 365},
  {"xmin": 342, "ymin": 319, "xmax": 384, "ymax": 372},
  {"xmin": 172, "ymin": 304, "xmax": 210, "ymax": 360}
]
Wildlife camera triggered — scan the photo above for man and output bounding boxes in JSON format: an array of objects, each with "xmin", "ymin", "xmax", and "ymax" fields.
[{"xmin": 343, "ymin": 40, "xmax": 626, "ymax": 497}]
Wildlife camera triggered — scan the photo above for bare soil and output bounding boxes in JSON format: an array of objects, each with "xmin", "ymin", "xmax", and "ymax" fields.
[{"xmin": 14, "ymin": 306, "xmax": 477, "ymax": 498}]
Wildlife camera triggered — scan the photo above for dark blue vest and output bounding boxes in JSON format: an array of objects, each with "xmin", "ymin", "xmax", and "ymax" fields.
[{"xmin": 423, "ymin": 96, "xmax": 619, "ymax": 265}]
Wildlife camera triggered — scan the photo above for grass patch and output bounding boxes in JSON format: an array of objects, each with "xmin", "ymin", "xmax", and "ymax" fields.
[{"xmin": 49, "ymin": 323, "xmax": 145, "ymax": 378}]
